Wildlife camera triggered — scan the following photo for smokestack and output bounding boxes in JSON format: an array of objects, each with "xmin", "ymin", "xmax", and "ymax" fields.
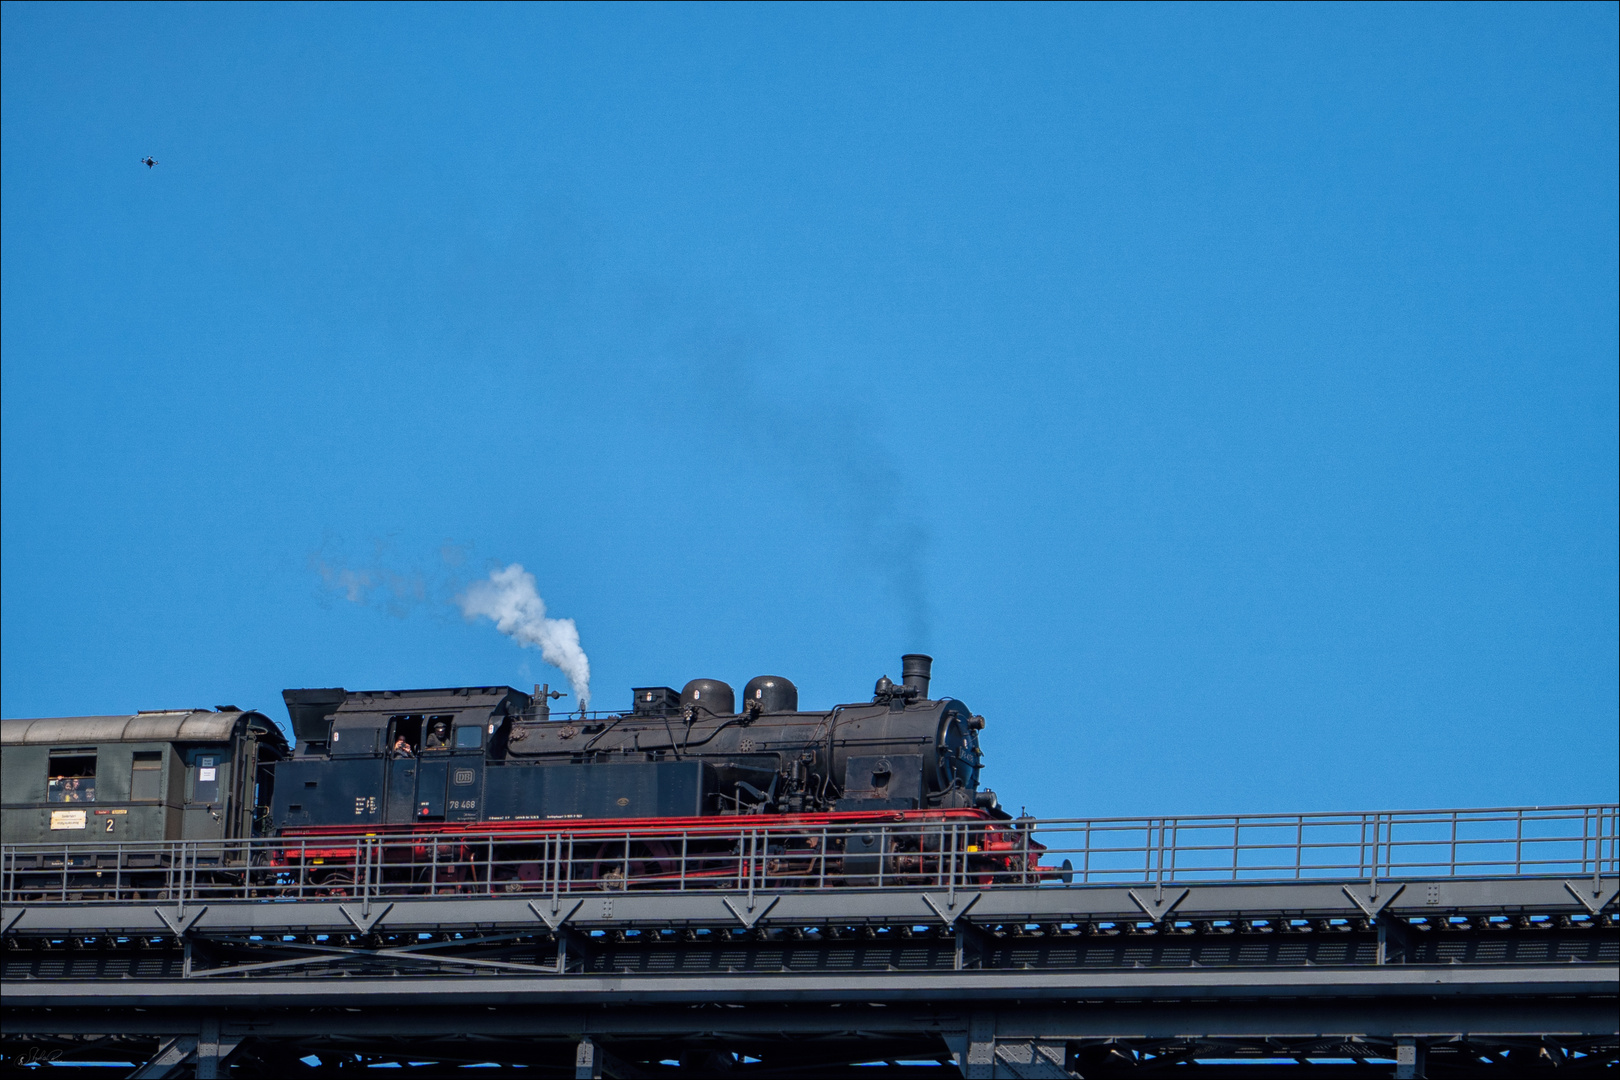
[{"xmin": 901, "ymin": 654, "xmax": 932, "ymax": 698}]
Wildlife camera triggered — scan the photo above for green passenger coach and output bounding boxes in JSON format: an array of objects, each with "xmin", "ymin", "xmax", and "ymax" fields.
[{"xmin": 0, "ymin": 709, "xmax": 288, "ymax": 846}]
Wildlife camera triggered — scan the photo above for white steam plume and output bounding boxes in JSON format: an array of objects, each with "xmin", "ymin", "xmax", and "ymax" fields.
[{"xmin": 457, "ymin": 564, "xmax": 591, "ymax": 707}]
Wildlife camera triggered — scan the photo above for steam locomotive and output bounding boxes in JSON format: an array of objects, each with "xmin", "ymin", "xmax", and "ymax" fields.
[
  {"xmin": 273, "ymin": 653, "xmax": 994, "ymax": 829},
  {"xmin": 2, "ymin": 656, "xmax": 1051, "ymax": 893}
]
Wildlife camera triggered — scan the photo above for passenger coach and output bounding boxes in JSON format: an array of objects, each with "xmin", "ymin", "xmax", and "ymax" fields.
[{"xmin": 0, "ymin": 709, "xmax": 287, "ymax": 846}]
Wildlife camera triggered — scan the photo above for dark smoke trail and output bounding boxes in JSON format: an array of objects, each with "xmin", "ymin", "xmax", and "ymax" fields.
[{"xmin": 671, "ymin": 322, "xmax": 933, "ymax": 646}]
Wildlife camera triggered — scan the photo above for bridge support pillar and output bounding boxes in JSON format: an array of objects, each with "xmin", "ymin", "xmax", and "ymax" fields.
[
  {"xmin": 962, "ymin": 1011, "xmax": 995, "ymax": 1078},
  {"xmin": 196, "ymin": 1016, "xmax": 221, "ymax": 1080},
  {"xmin": 1395, "ymin": 1038, "xmax": 1427, "ymax": 1079},
  {"xmin": 575, "ymin": 1036, "xmax": 602, "ymax": 1079},
  {"xmin": 194, "ymin": 1015, "xmax": 241, "ymax": 1080}
]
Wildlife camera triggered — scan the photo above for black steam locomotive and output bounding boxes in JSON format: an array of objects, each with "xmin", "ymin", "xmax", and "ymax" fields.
[
  {"xmin": 271, "ymin": 654, "xmax": 995, "ymax": 833},
  {"xmin": 2, "ymin": 656, "xmax": 1050, "ymax": 894}
]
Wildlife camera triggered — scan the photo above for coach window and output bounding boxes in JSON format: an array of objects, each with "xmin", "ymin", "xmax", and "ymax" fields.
[
  {"xmin": 47, "ymin": 752, "xmax": 97, "ymax": 803},
  {"xmin": 130, "ymin": 752, "xmax": 163, "ymax": 802}
]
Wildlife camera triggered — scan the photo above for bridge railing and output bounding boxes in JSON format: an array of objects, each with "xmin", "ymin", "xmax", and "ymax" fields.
[
  {"xmin": 1029, "ymin": 803, "xmax": 1619, "ymax": 886},
  {"xmin": 1, "ymin": 803, "xmax": 1614, "ymax": 906}
]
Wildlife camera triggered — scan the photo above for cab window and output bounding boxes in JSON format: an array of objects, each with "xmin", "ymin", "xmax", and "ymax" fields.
[
  {"xmin": 47, "ymin": 751, "xmax": 97, "ymax": 803},
  {"xmin": 388, "ymin": 715, "xmax": 423, "ymax": 756},
  {"xmin": 421, "ymin": 715, "xmax": 455, "ymax": 750},
  {"xmin": 454, "ymin": 725, "xmax": 483, "ymax": 749}
]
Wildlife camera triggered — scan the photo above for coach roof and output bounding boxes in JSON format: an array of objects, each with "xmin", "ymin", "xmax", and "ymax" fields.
[{"xmin": 0, "ymin": 709, "xmax": 285, "ymax": 748}]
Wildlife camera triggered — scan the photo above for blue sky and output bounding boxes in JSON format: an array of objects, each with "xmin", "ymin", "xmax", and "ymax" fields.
[{"xmin": 3, "ymin": 3, "xmax": 1615, "ymax": 818}]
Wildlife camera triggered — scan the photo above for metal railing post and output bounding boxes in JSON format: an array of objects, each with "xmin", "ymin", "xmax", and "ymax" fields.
[
  {"xmin": 1172, "ymin": 819, "xmax": 1185, "ymax": 887},
  {"xmin": 1154, "ymin": 817, "xmax": 1163, "ymax": 888},
  {"xmin": 1516, "ymin": 810, "xmax": 1524, "ymax": 876},
  {"xmin": 1146, "ymin": 819, "xmax": 1159, "ymax": 887},
  {"xmin": 1600, "ymin": 809, "xmax": 1613, "ymax": 880},
  {"xmin": 359, "ymin": 838, "xmax": 371, "ymax": 919},
  {"xmin": 1368, "ymin": 813, "xmax": 1378, "ymax": 881},
  {"xmin": 1585, "ymin": 807, "xmax": 1596, "ymax": 887},
  {"xmin": 1082, "ymin": 820, "xmax": 1093, "ymax": 886},
  {"xmin": 748, "ymin": 829, "xmax": 759, "ymax": 907},
  {"xmin": 1449, "ymin": 812, "xmax": 1459, "ymax": 877},
  {"xmin": 877, "ymin": 826, "xmax": 887, "ymax": 889}
]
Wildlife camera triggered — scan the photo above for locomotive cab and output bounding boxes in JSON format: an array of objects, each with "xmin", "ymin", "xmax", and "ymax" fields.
[{"xmin": 271, "ymin": 686, "xmax": 525, "ymax": 829}]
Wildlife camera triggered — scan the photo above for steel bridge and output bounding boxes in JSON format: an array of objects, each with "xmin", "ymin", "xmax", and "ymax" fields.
[{"xmin": 3, "ymin": 803, "xmax": 1616, "ymax": 1078}]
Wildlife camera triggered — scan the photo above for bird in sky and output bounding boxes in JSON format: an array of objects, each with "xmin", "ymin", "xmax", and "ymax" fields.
[{"xmin": 141, "ymin": 157, "xmax": 157, "ymax": 169}]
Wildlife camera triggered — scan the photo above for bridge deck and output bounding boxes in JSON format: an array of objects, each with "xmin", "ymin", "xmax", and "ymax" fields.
[{"xmin": 4, "ymin": 805, "xmax": 1616, "ymax": 1076}]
